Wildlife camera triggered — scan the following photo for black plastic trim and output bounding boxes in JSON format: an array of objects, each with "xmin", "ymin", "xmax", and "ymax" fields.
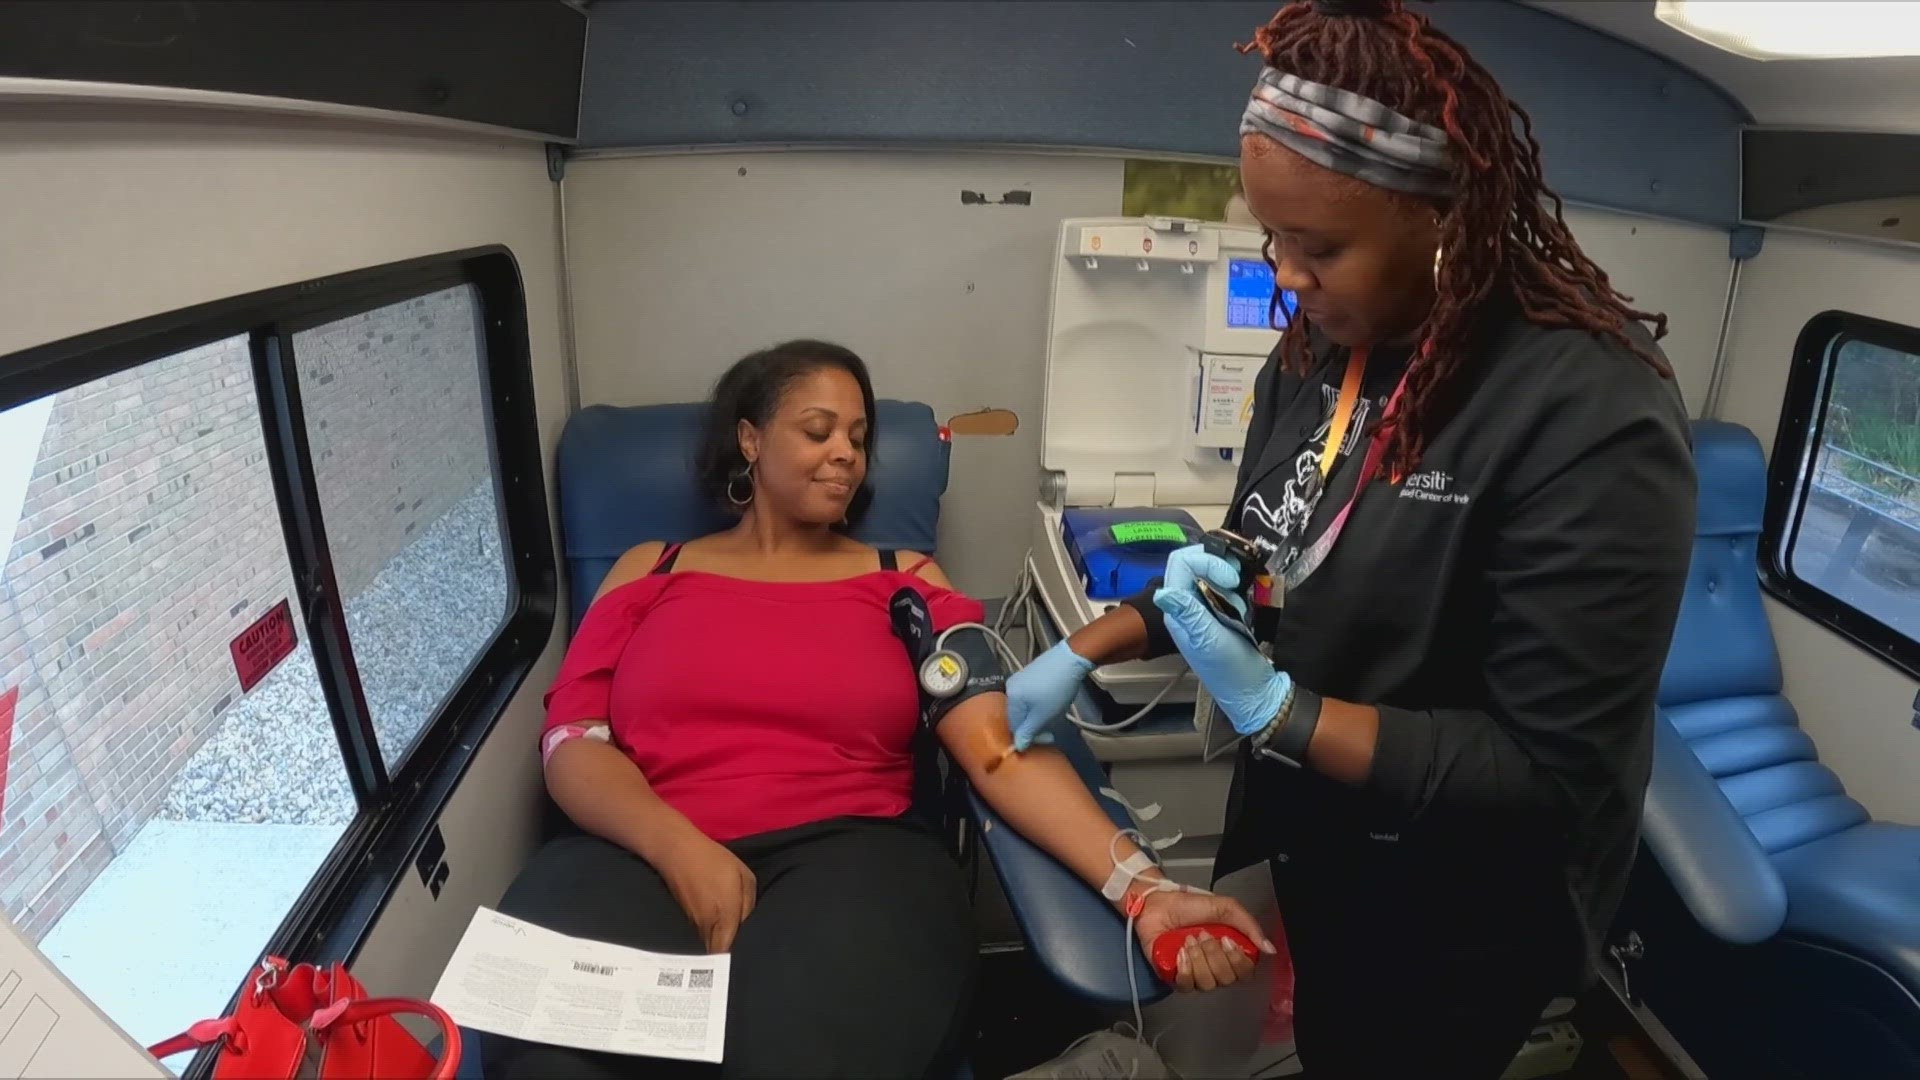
[
  {"xmin": 1759, "ymin": 309, "xmax": 1920, "ymax": 683},
  {"xmin": 252, "ymin": 327, "xmax": 388, "ymax": 805},
  {"xmin": 0, "ymin": 1, "xmax": 585, "ymax": 139}
]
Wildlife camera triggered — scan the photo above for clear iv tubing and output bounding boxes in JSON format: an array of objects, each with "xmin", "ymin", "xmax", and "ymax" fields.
[
  {"xmin": 950, "ymin": 587, "xmax": 1215, "ymax": 1047},
  {"xmin": 994, "ymin": 553, "xmax": 1188, "ymax": 734}
]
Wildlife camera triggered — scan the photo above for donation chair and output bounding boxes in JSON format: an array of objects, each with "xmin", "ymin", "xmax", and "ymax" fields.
[
  {"xmin": 1616, "ymin": 418, "xmax": 1920, "ymax": 1078},
  {"xmin": 458, "ymin": 401, "xmax": 1171, "ymax": 1078}
]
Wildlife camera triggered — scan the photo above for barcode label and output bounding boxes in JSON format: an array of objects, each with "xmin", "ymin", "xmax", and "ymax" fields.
[
  {"xmin": 572, "ymin": 961, "xmax": 615, "ymax": 976},
  {"xmin": 689, "ymin": 968, "xmax": 714, "ymax": 990},
  {"xmin": 657, "ymin": 970, "xmax": 684, "ymax": 988}
]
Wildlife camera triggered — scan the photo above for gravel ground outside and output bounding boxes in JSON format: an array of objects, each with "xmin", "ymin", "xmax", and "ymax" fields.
[{"xmin": 156, "ymin": 482, "xmax": 509, "ymax": 826}]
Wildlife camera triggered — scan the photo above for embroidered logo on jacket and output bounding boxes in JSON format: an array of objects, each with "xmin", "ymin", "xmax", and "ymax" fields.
[{"xmin": 1398, "ymin": 469, "xmax": 1469, "ymax": 505}]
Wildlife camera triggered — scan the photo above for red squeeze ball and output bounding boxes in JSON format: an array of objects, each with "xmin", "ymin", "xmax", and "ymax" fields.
[{"xmin": 1150, "ymin": 924, "xmax": 1258, "ymax": 982}]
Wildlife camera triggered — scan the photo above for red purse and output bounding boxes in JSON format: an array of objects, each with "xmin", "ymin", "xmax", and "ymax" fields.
[{"xmin": 149, "ymin": 956, "xmax": 461, "ymax": 1080}]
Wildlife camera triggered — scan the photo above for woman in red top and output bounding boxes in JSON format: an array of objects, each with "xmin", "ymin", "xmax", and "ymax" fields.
[{"xmin": 482, "ymin": 341, "xmax": 1269, "ymax": 1080}]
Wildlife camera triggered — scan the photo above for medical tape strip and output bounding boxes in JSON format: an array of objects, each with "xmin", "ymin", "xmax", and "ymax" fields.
[
  {"xmin": 1102, "ymin": 850, "xmax": 1161, "ymax": 901},
  {"xmin": 1099, "ymin": 786, "xmax": 1162, "ymax": 822}
]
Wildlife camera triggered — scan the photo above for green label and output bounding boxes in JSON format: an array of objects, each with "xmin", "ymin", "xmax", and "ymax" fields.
[{"xmin": 1110, "ymin": 521, "xmax": 1188, "ymax": 545}]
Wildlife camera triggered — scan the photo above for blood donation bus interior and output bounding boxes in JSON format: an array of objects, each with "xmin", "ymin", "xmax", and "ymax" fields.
[{"xmin": 2, "ymin": 2, "xmax": 1919, "ymax": 1078}]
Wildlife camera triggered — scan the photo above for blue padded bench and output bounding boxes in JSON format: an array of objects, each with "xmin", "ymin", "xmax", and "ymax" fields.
[
  {"xmin": 552, "ymin": 400, "xmax": 1170, "ymax": 1013},
  {"xmin": 1624, "ymin": 419, "xmax": 1920, "ymax": 1076}
]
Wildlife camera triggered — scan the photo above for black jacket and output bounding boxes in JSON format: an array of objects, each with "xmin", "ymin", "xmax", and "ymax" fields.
[{"xmin": 1123, "ymin": 294, "xmax": 1696, "ymax": 987}]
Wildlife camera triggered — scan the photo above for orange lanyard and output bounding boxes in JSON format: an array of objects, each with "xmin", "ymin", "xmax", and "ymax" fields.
[
  {"xmin": 1317, "ymin": 346, "xmax": 1368, "ymax": 480},
  {"xmin": 1248, "ymin": 347, "xmax": 1370, "ymax": 611}
]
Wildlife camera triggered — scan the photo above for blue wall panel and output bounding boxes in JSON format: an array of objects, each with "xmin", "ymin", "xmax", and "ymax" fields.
[{"xmin": 579, "ymin": 0, "xmax": 1746, "ymax": 227}]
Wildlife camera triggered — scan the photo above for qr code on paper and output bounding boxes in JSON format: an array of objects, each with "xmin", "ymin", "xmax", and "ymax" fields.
[
  {"xmin": 657, "ymin": 970, "xmax": 684, "ymax": 988},
  {"xmin": 690, "ymin": 969, "xmax": 714, "ymax": 990}
]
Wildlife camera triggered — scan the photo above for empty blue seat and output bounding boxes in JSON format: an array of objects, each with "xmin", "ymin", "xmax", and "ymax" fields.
[{"xmin": 1627, "ymin": 419, "xmax": 1920, "ymax": 1076}]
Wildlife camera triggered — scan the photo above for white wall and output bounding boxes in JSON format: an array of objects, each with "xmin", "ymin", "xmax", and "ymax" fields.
[
  {"xmin": 0, "ymin": 102, "xmax": 573, "ymax": 999},
  {"xmin": 1715, "ymin": 230, "xmax": 1920, "ymax": 825},
  {"xmin": 1560, "ymin": 211, "xmax": 1728, "ymax": 416},
  {"xmin": 564, "ymin": 148, "xmax": 1730, "ymax": 597},
  {"xmin": 565, "ymin": 149, "xmax": 1122, "ymax": 597}
]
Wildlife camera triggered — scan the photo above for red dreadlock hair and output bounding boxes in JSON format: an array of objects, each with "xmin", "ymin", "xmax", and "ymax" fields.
[{"xmin": 1241, "ymin": 0, "xmax": 1672, "ymax": 480}]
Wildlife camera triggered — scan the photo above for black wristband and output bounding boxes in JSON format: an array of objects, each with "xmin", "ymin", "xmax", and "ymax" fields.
[{"xmin": 1258, "ymin": 686, "xmax": 1322, "ymax": 768}]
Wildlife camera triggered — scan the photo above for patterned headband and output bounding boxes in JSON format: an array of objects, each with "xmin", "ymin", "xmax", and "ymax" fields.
[{"xmin": 1239, "ymin": 66, "xmax": 1454, "ymax": 197}]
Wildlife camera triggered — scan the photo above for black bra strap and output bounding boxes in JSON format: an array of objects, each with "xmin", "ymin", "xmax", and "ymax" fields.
[
  {"xmin": 650, "ymin": 543, "xmax": 683, "ymax": 575},
  {"xmin": 879, "ymin": 549, "xmax": 898, "ymax": 572}
]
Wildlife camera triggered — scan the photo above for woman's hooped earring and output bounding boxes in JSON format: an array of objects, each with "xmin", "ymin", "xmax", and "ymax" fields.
[
  {"xmin": 727, "ymin": 463, "xmax": 755, "ymax": 507},
  {"xmin": 1432, "ymin": 244, "xmax": 1443, "ymax": 291}
]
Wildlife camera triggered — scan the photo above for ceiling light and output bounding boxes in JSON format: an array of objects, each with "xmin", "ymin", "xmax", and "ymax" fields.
[{"xmin": 1655, "ymin": 0, "xmax": 1920, "ymax": 61}]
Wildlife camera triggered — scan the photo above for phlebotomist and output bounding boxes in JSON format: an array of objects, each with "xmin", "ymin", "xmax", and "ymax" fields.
[{"xmin": 1003, "ymin": 1, "xmax": 1698, "ymax": 1075}]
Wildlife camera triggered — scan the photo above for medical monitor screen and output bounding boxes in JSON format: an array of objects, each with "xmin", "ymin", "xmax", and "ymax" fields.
[{"xmin": 1226, "ymin": 258, "xmax": 1296, "ymax": 330}]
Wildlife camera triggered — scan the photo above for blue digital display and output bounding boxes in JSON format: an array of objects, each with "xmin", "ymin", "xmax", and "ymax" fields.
[{"xmin": 1226, "ymin": 258, "xmax": 1297, "ymax": 330}]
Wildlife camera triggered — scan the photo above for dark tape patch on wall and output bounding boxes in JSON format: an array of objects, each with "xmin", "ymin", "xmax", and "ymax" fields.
[{"xmin": 1744, "ymin": 129, "xmax": 1920, "ymax": 224}]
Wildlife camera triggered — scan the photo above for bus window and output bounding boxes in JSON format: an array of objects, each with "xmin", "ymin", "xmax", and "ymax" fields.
[
  {"xmin": 0, "ymin": 249, "xmax": 550, "ymax": 1063},
  {"xmin": 291, "ymin": 284, "xmax": 510, "ymax": 772},
  {"xmin": 1768, "ymin": 312, "xmax": 1920, "ymax": 675},
  {"xmin": 0, "ymin": 335, "xmax": 355, "ymax": 1050}
]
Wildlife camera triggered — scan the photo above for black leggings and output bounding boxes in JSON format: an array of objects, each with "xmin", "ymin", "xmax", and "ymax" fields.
[{"xmin": 479, "ymin": 816, "xmax": 976, "ymax": 1080}]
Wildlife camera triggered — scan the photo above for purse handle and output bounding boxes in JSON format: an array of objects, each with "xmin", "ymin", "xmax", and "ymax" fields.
[
  {"xmin": 312, "ymin": 997, "xmax": 463, "ymax": 1080},
  {"xmin": 149, "ymin": 999, "xmax": 462, "ymax": 1080},
  {"xmin": 148, "ymin": 1016, "xmax": 245, "ymax": 1062}
]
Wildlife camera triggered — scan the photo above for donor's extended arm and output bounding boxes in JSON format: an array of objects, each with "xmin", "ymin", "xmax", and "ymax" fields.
[{"xmin": 904, "ymin": 559, "xmax": 1273, "ymax": 990}]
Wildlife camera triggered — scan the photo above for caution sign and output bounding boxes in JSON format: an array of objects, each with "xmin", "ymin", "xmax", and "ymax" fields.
[{"xmin": 231, "ymin": 599, "xmax": 298, "ymax": 693}]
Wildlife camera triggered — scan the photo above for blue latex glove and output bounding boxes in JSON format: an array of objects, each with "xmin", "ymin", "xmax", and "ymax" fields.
[
  {"xmin": 1153, "ymin": 582, "xmax": 1292, "ymax": 737},
  {"xmin": 1163, "ymin": 544, "xmax": 1250, "ymax": 622},
  {"xmin": 1005, "ymin": 639, "xmax": 1095, "ymax": 751}
]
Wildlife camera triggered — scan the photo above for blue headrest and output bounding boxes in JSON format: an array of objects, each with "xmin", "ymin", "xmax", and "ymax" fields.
[
  {"xmin": 557, "ymin": 399, "xmax": 950, "ymax": 625},
  {"xmin": 1690, "ymin": 419, "xmax": 1768, "ymax": 538},
  {"xmin": 1659, "ymin": 418, "xmax": 1782, "ymax": 707}
]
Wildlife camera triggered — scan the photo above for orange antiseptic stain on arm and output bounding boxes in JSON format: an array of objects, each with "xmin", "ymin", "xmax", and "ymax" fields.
[{"xmin": 974, "ymin": 711, "xmax": 1017, "ymax": 775}]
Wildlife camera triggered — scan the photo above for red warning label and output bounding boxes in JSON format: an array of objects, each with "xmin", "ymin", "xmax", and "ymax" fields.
[
  {"xmin": 232, "ymin": 599, "xmax": 297, "ymax": 693},
  {"xmin": 0, "ymin": 686, "xmax": 16, "ymax": 823}
]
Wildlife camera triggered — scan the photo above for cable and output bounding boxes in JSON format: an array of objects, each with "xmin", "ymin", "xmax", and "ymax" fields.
[
  {"xmin": 1107, "ymin": 827, "xmax": 1212, "ymax": 1047},
  {"xmin": 937, "ymin": 608, "xmax": 1185, "ymax": 738},
  {"xmin": 1011, "ymin": 552, "xmax": 1189, "ymax": 735},
  {"xmin": 1252, "ymin": 1050, "xmax": 1300, "ymax": 1078}
]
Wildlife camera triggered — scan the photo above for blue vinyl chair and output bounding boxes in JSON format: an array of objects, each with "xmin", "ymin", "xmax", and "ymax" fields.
[{"xmin": 1618, "ymin": 419, "xmax": 1920, "ymax": 1077}]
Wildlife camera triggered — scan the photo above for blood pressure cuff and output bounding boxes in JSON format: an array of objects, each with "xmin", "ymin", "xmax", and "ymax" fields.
[{"xmin": 889, "ymin": 587, "xmax": 1007, "ymax": 730}]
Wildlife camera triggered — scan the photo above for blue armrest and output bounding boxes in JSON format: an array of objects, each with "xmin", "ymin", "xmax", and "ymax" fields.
[
  {"xmin": 1640, "ymin": 708, "xmax": 1788, "ymax": 945},
  {"xmin": 966, "ymin": 724, "xmax": 1172, "ymax": 1010}
]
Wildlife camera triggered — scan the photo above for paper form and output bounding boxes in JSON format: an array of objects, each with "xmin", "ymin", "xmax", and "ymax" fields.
[
  {"xmin": 429, "ymin": 907, "xmax": 729, "ymax": 1064},
  {"xmin": 0, "ymin": 912, "xmax": 170, "ymax": 1079}
]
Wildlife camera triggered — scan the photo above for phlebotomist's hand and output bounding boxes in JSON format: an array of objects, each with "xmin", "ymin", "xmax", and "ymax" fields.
[
  {"xmin": 1005, "ymin": 640, "xmax": 1095, "ymax": 751},
  {"xmin": 1154, "ymin": 564, "xmax": 1291, "ymax": 737},
  {"xmin": 1162, "ymin": 544, "xmax": 1250, "ymax": 621}
]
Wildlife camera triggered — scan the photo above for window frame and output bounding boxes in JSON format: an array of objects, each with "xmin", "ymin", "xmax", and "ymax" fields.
[
  {"xmin": 0, "ymin": 247, "xmax": 555, "ymax": 1040},
  {"xmin": 1762, "ymin": 309, "xmax": 1920, "ymax": 681}
]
